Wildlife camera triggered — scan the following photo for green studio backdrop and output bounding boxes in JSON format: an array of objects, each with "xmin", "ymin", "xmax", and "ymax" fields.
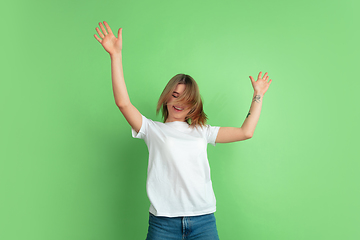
[{"xmin": 1, "ymin": 0, "xmax": 359, "ymax": 239}]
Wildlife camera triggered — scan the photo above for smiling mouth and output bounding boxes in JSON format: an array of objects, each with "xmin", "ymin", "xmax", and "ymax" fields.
[{"xmin": 173, "ymin": 106, "xmax": 184, "ymax": 111}]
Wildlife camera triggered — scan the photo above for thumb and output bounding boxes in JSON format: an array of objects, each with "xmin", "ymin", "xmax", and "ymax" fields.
[
  {"xmin": 118, "ymin": 28, "xmax": 122, "ymax": 39},
  {"xmin": 249, "ymin": 76, "xmax": 255, "ymax": 84}
]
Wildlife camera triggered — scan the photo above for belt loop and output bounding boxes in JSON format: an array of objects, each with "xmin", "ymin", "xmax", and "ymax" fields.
[{"xmin": 182, "ymin": 217, "xmax": 186, "ymax": 238}]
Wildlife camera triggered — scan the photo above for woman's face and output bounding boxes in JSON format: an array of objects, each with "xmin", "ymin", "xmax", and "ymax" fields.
[{"xmin": 166, "ymin": 83, "xmax": 191, "ymax": 123}]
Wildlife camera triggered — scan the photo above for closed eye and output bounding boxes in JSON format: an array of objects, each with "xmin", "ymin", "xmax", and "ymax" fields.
[{"xmin": 172, "ymin": 94, "xmax": 178, "ymax": 98}]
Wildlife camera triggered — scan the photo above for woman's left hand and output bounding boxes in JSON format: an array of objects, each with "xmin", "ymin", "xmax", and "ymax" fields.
[{"xmin": 249, "ymin": 72, "xmax": 272, "ymax": 95}]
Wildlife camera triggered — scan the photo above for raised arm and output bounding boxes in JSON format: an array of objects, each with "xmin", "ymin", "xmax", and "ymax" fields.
[
  {"xmin": 215, "ymin": 72, "xmax": 272, "ymax": 143},
  {"xmin": 94, "ymin": 21, "xmax": 142, "ymax": 132}
]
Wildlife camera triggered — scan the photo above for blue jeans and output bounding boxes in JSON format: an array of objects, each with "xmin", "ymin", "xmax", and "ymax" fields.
[{"xmin": 146, "ymin": 212, "xmax": 220, "ymax": 240}]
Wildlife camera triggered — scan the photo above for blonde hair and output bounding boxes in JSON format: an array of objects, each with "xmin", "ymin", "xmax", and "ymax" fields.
[{"xmin": 156, "ymin": 74, "xmax": 207, "ymax": 127}]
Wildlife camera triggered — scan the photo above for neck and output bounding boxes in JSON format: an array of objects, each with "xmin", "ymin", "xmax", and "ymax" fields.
[{"xmin": 165, "ymin": 117, "xmax": 187, "ymax": 123}]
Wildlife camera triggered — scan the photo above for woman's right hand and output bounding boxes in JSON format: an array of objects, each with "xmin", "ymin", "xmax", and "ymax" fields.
[{"xmin": 94, "ymin": 21, "xmax": 122, "ymax": 56}]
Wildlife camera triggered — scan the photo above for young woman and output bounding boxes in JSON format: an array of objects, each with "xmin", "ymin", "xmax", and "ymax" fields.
[{"xmin": 94, "ymin": 21, "xmax": 272, "ymax": 240}]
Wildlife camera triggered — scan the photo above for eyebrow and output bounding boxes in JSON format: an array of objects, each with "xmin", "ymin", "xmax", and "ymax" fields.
[{"xmin": 173, "ymin": 91, "xmax": 180, "ymax": 95}]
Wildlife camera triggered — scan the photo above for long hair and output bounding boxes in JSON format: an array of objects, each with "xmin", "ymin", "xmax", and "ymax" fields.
[{"xmin": 156, "ymin": 74, "xmax": 207, "ymax": 127}]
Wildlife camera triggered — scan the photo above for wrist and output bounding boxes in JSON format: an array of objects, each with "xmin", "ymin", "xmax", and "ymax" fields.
[
  {"xmin": 253, "ymin": 91, "xmax": 264, "ymax": 96},
  {"xmin": 110, "ymin": 51, "xmax": 122, "ymax": 59}
]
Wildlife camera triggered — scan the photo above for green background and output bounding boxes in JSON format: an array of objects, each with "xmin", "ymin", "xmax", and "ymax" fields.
[{"xmin": 1, "ymin": 0, "xmax": 359, "ymax": 239}]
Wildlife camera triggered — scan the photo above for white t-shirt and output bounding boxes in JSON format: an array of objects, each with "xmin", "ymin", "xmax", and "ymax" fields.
[{"xmin": 132, "ymin": 115, "xmax": 220, "ymax": 217}]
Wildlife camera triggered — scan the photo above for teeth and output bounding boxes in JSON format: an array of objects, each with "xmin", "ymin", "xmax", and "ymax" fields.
[{"xmin": 174, "ymin": 106, "xmax": 183, "ymax": 110}]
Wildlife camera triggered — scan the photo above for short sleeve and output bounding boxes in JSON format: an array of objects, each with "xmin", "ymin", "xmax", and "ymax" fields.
[
  {"xmin": 205, "ymin": 125, "xmax": 220, "ymax": 146},
  {"xmin": 131, "ymin": 115, "xmax": 149, "ymax": 140}
]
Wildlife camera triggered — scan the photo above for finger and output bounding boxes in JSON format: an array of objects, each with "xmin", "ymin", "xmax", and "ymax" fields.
[
  {"xmin": 94, "ymin": 34, "xmax": 102, "ymax": 43},
  {"xmin": 118, "ymin": 28, "xmax": 122, "ymax": 41},
  {"xmin": 99, "ymin": 22, "xmax": 108, "ymax": 36},
  {"xmin": 266, "ymin": 76, "xmax": 269, "ymax": 82},
  {"xmin": 263, "ymin": 72, "xmax": 268, "ymax": 80},
  {"xmin": 269, "ymin": 79, "xmax": 272, "ymax": 84},
  {"xmin": 103, "ymin": 21, "xmax": 113, "ymax": 35},
  {"xmin": 249, "ymin": 76, "xmax": 255, "ymax": 84},
  {"xmin": 95, "ymin": 27, "xmax": 104, "ymax": 39},
  {"xmin": 258, "ymin": 72, "xmax": 262, "ymax": 79}
]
